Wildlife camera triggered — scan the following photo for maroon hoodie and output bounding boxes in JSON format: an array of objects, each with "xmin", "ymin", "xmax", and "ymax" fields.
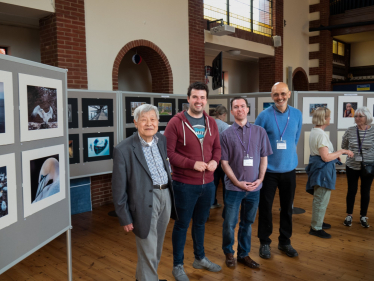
[{"xmin": 164, "ymin": 110, "xmax": 221, "ymax": 185}]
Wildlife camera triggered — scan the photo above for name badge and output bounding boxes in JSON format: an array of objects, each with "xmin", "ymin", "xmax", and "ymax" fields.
[
  {"xmin": 276, "ymin": 140, "xmax": 287, "ymax": 150},
  {"xmin": 355, "ymin": 156, "xmax": 363, "ymax": 162},
  {"xmin": 243, "ymin": 155, "xmax": 253, "ymax": 166}
]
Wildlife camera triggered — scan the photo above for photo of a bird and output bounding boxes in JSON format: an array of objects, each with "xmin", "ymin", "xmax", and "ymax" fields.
[
  {"xmin": 31, "ymin": 105, "xmax": 54, "ymax": 125},
  {"xmin": 33, "ymin": 157, "xmax": 60, "ymax": 203}
]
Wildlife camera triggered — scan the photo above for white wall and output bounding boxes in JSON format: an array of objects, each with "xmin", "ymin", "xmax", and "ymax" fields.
[
  {"xmin": 205, "ymin": 55, "xmax": 259, "ymax": 95},
  {"xmin": 0, "ymin": 0, "xmax": 54, "ymax": 12},
  {"xmin": 118, "ymin": 50, "xmax": 152, "ymax": 92},
  {"xmin": 284, "ymin": 0, "xmax": 310, "ymax": 83},
  {"xmin": 85, "ymin": 0, "xmax": 189, "ymax": 93},
  {"xmin": 350, "ymin": 41, "xmax": 374, "ymax": 67},
  {"xmin": 0, "ymin": 24, "xmax": 40, "ymax": 62}
]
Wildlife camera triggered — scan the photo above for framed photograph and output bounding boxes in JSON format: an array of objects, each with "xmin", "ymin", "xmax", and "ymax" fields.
[
  {"xmin": 125, "ymin": 97, "xmax": 151, "ymax": 124},
  {"xmin": 302, "ymin": 97, "xmax": 335, "ymax": 124},
  {"xmin": 338, "ymin": 96, "xmax": 363, "ymax": 129},
  {"xmin": 69, "ymin": 134, "xmax": 80, "ymax": 164},
  {"xmin": 19, "ymin": 73, "xmax": 64, "ymax": 142},
  {"xmin": 0, "ymin": 70, "xmax": 15, "ymax": 146},
  {"xmin": 0, "ymin": 153, "xmax": 17, "ymax": 230},
  {"xmin": 366, "ymin": 98, "xmax": 374, "ymax": 124},
  {"xmin": 304, "ymin": 131, "xmax": 330, "ymax": 164},
  {"xmin": 178, "ymin": 99, "xmax": 188, "ymax": 112},
  {"xmin": 83, "ymin": 132, "xmax": 114, "ymax": 162},
  {"xmin": 82, "ymin": 98, "xmax": 113, "ymax": 128},
  {"xmin": 257, "ymin": 97, "xmax": 275, "ymax": 114},
  {"xmin": 337, "ymin": 131, "xmax": 347, "ymax": 164},
  {"xmin": 68, "ymin": 98, "xmax": 78, "ymax": 129},
  {"xmin": 153, "ymin": 98, "xmax": 175, "ymax": 122},
  {"xmin": 22, "ymin": 144, "xmax": 66, "ymax": 218},
  {"xmin": 229, "ymin": 98, "xmax": 255, "ymax": 123}
]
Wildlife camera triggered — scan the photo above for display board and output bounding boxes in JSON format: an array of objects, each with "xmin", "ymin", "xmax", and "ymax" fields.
[
  {"xmin": 0, "ymin": 55, "xmax": 71, "ymax": 278},
  {"xmin": 67, "ymin": 90, "xmax": 117, "ymax": 179},
  {"xmin": 295, "ymin": 91, "xmax": 374, "ymax": 170}
]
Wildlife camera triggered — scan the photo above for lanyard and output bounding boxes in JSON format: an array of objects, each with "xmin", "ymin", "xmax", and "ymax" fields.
[
  {"xmin": 273, "ymin": 107, "xmax": 290, "ymax": 141},
  {"xmin": 356, "ymin": 126, "xmax": 368, "ymax": 153},
  {"xmin": 234, "ymin": 124, "xmax": 252, "ymax": 156}
]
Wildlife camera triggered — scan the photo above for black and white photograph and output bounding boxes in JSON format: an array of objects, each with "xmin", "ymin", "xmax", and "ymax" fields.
[
  {"xmin": 19, "ymin": 74, "xmax": 63, "ymax": 142},
  {"xmin": 0, "ymin": 153, "xmax": 17, "ymax": 230},
  {"xmin": 153, "ymin": 98, "xmax": 175, "ymax": 122},
  {"xmin": 125, "ymin": 97, "xmax": 151, "ymax": 123},
  {"xmin": 0, "ymin": 70, "xmax": 14, "ymax": 146},
  {"xmin": 302, "ymin": 97, "xmax": 335, "ymax": 124},
  {"xmin": 69, "ymin": 134, "xmax": 80, "ymax": 164},
  {"xmin": 82, "ymin": 98, "xmax": 113, "ymax": 127},
  {"xmin": 83, "ymin": 132, "xmax": 114, "ymax": 162},
  {"xmin": 338, "ymin": 95, "xmax": 363, "ymax": 129},
  {"xmin": 68, "ymin": 98, "xmax": 78, "ymax": 129}
]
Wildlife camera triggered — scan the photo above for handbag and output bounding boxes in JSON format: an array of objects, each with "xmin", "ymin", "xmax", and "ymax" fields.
[{"xmin": 357, "ymin": 127, "xmax": 374, "ymax": 176}]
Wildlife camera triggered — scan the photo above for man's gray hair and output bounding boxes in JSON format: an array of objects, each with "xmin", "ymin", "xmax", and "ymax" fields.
[
  {"xmin": 133, "ymin": 104, "xmax": 159, "ymax": 121},
  {"xmin": 355, "ymin": 107, "xmax": 373, "ymax": 125}
]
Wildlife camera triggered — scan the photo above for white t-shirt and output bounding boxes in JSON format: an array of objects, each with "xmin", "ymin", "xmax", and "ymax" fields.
[{"xmin": 309, "ymin": 128, "xmax": 334, "ymax": 156}]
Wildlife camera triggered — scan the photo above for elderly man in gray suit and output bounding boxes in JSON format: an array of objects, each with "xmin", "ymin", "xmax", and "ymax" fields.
[{"xmin": 112, "ymin": 104, "xmax": 177, "ymax": 281}]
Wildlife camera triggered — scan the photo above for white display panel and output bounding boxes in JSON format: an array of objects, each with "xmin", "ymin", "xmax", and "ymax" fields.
[
  {"xmin": 302, "ymin": 97, "xmax": 335, "ymax": 124},
  {"xmin": 0, "ymin": 70, "xmax": 14, "ymax": 146},
  {"xmin": 337, "ymin": 95, "xmax": 363, "ymax": 129}
]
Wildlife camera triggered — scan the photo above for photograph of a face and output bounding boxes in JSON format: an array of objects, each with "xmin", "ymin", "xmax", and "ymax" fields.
[
  {"xmin": 68, "ymin": 104, "xmax": 72, "ymax": 122},
  {"xmin": 88, "ymin": 136, "xmax": 110, "ymax": 157},
  {"xmin": 343, "ymin": 102, "xmax": 357, "ymax": 118},
  {"xmin": 131, "ymin": 102, "xmax": 146, "ymax": 116},
  {"xmin": 69, "ymin": 140, "xmax": 73, "ymax": 158},
  {"xmin": 309, "ymin": 103, "xmax": 328, "ymax": 117},
  {"xmin": 88, "ymin": 105, "xmax": 108, "ymax": 120},
  {"xmin": 209, "ymin": 104, "xmax": 222, "ymax": 116},
  {"xmin": 0, "ymin": 82, "xmax": 4, "ymax": 134},
  {"xmin": 182, "ymin": 103, "xmax": 189, "ymax": 111},
  {"xmin": 27, "ymin": 86, "xmax": 58, "ymax": 130},
  {"xmin": 263, "ymin": 102, "xmax": 275, "ymax": 110},
  {"xmin": 30, "ymin": 154, "xmax": 60, "ymax": 204},
  {"xmin": 0, "ymin": 166, "xmax": 8, "ymax": 218},
  {"xmin": 158, "ymin": 103, "xmax": 172, "ymax": 115}
]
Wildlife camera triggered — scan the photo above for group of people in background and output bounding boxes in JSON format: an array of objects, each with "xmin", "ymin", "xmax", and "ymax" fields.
[{"xmin": 111, "ymin": 81, "xmax": 373, "ymax": 281}]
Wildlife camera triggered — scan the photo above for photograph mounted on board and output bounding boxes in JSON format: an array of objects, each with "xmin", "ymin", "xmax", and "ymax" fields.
[
  {"xmin": 263, "ymin": 102, "xmax": 275, "ymax": 110},
  {"xmin": 83, "ymin": 132, "xmax": 114, "ymax": 162},
  {"xmin": 0, "ymin": 165, "xmax": 8, "ymax": 218},
  {"xmin": 69, "ymin": 134, "xmax": 80, "ymax": 164},
  {"xmin": 343, "ymin": 102, "xmax": 358, "ymax": 118},
  {"xmin": 158, "ymin": 102, "xmax": 172, "ymax": 115},
  {"xmin": 125, "ymin": 97, "xmax": 151, "ymax": 124},
  {"xmin": 154, "ymin": 98, "xmax": 175, "ymax": 122},
  {"xmin": 87, "ymin": 136, "xmax": 110, "ymax": 157},
  {"xmin": 82, "ymin": 98, "xmax": 114, "ymax": 128},
  {"xmin": 337, "ymin": 95, "xmax": 363, "ymax": 129},
  {"xmin": 131, "ymin": 102, "xmax": 146, "ymax": 116},
  {"xmin": 302, "ymin": 97, "xmax": 335, "ymax": 124},
  {"xmin": 88, "ymin": 105, "xmax": 108, "ymax": 120},
  {"xmin": 178, "ymin": 99, "xmax": 189, "ymax": 112},
  {"xmin": 0, "ymin": 70, "xmax": 15, "ymax": 146},
  {"xmin": 68, "ymin": 98, "xmax": 78, "ymax": 129},
  {"xmin": 309, "ymin": 103, "xmax": 328, "ymax": 117}
]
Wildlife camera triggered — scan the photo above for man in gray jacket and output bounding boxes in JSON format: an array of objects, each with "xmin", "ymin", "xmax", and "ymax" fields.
[{"xmin": 112, "ymin": 104, "xmax": 177, "ymax": 281}]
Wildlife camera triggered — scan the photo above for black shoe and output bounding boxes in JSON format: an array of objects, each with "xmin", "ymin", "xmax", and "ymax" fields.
[
  {"xmin": 343, "ymin": 215, "xmax": 352, "ymax": 226},
  {"xmin": 322, "ymin": 222, "xmax": 331, "ymax": 229},
  {"xmin": 278, "ymin": 244, "xmax": 298, "ymax": 257},
  {"xmin": 309, "ymin": 228, "xmax": 331, "ymax": 239},
  {"xmin": 259, "ymin": 244, "xmax": 271, "ymax": 259},
  {"xmin": 360, "ymin": 216, "xmax": 370, "ymax": 228}
]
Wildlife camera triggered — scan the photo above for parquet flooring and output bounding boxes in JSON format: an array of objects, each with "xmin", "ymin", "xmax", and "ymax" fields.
[{"xmin": 1, "ymin": 174, "xmax": 374, "ymax": 280}]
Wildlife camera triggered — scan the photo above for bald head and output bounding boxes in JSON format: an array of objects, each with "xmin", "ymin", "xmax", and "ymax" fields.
[
  {"xmin": 271, "ymin": 82, "xmax": 291, "ymax": 112},
  {"xmin": 271, "ymin": 82, "xmax": 289, "ymax": 94}
]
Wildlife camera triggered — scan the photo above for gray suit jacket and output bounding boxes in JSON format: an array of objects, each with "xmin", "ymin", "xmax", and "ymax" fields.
[{"xmin": 111, "ymin": 132, "xmax": 177, "ymax": 239}]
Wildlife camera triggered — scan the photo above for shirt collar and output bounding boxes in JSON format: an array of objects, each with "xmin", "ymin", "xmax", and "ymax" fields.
[
  {"xmin": 138, "ymin": 132, "xmax": 159, "ymax": 147},
  {"xmin": 233, "ymin": 121, "xmax": 251, "ymax": 130},
  {"xmin": 272, "ymin": 104, "xmax": 289, "ymax": 113}
]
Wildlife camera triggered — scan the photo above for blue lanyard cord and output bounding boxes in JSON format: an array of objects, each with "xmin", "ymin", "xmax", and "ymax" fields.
[
  {"xmin": 356, "ymin": 126, "xmax": 368, "ymax": 153},
  {"xmin": 273, "ymin": 107, "xmax": 290, "ymax": 141},
  {"xmin": 234, "ymin": 124, "xmax": 252, "ymax": 156}
]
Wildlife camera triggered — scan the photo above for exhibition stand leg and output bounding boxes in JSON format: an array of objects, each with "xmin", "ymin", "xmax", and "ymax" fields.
[{"xmin": 66, "ymin": 228, "xmax": 73, "ymax": 281}]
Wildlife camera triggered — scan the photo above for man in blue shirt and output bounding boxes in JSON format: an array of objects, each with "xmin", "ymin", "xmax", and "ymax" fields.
[
  {"xmin": 221, "ymin": 97, "xmax": 272, "ymax": 268},
  {"xmin": 255, "ymin": 82, "xmax": 302, "ymax": 259}
]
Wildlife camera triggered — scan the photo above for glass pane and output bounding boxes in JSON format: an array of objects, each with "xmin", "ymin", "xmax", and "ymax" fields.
[
  {"xmin": 229, "ymin": 0, "xmax": 251, "ymax": 31},
  {"xmin": 204, "ymin": 0, "xmax": 228, "ymax": 24},
  {"xmin": 338, "ymin": 42, "xmax": 345, "ymax": 56},
  {"xmin": 253, "ymin": 0, "xmax": 272, "ymax": 37},
  {"xmin": 333, "ymin": 40, "xmax": 338, "ymax": 54}
]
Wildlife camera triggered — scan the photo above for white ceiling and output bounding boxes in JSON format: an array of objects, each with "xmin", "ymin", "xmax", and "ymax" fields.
[{"xmin": 334, "ymin": 31, "xmax": 374, "ymax": 43}]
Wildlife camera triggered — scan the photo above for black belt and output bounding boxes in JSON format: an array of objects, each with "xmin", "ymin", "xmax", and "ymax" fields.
[{"xmin": 153, "ymin": 184, "xmax": 168, "ymax": 190}]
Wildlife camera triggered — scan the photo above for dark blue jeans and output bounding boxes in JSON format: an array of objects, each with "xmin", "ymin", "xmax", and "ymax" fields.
[
  {"xmin": 213, "ymin": 162, "xmax": 226, "ymax": 205},
  {"xmin": 222, "ymin": 189, "xmax": 260, "ymax": 258},
  {"xmin": 172, "ymin": 180, "xmax": 215, "ymax": 266}
]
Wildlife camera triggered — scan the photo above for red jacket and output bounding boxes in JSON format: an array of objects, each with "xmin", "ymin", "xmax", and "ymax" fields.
[{"xmin": 164, "ymin": 111, "xmax": 221, "ymax": 185}]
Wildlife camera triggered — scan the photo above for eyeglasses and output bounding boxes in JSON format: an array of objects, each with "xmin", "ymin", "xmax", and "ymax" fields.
[{"xmin": 354, "ymin": 116, "xmax": 366, "ymax": 118}]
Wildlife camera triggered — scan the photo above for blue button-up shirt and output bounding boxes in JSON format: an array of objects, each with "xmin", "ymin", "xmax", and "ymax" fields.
[{"xmin": 138, "ymin": 133, "xmax": 168, "ymax": 185}]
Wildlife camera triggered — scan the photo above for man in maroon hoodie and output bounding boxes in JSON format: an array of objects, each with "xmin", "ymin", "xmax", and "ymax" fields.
[{"xmin": 164, "ymin": 82, "xmax": 222, "ymax": 281}]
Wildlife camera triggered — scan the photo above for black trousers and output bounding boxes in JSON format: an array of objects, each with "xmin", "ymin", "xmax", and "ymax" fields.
[
  {"xmin": 346, "ymin": 166, "xmax": 374, "ymax": 216},
  {"xmin": 213, "ymin": 162, "xmax": 226, "ymax": 205},
  {"xmin": 258, "ymin": 170, "xmax": 296, "ymax": 245}
]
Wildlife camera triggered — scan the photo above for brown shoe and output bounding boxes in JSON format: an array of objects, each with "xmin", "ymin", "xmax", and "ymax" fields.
[
  {"xmin": 237, "ymin": 256, "xmax": 260, "ymax": 268},
  {"xmin": 225, "ymin": 253, "xmax": 236, "ymax": 267}
]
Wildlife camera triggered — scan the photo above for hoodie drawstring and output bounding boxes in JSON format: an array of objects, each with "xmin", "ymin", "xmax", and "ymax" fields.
[
  {"xmin": 182, "ymin": 120, "xmax": 186, "ymax": 146},
  {"xmin": 206, "ymin": 116, "xmax": 211, "ymax": 136}
]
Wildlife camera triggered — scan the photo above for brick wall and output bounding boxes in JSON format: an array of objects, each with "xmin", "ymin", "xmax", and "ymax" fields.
[
  {"xmin": 259, "ymin": 0, "xmax": 283, "ymax": 92},
  {"xmin": 39, "ymin": 0, "xmax": 88, "ymax": 89},
  {"xmin": 91, "ymin": 174, "xmax": 113, "ymax": 209}
]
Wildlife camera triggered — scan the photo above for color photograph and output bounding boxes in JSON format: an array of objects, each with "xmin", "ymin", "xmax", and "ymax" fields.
[
  {"xmin": 88, "ymin": 105, "xmax": 108, "ymax": 120},
  {"xmin": 0, "ymin": 82, "xmax": 4, "ymax": 134},
  {"xmin": 131, "ymin": 102, "xmax": 146, "ymax": 116},
  {"xmin": 87, "ymin": 136, "xmax": 110, "ymax": 157},
  {"xmin": 302, "ymin": 97, "xmax": 335, "ymax": 124},
  {"xmin": 27, "ymin": 85, "xmax": 58, "ymax": 130},
  {"xmin": 69, "ymin": 140, "xmax": 73, "ymax": 158},
  {"xmin": 158, "ymin": 102, "xmax": 172, "ymax": 115},
  {"xmin": 0, "ymin": 165, "xmax": 8, "ymax": 218},
  {"xmin": 0, "ymin": 70, "xmax": 14, "ymax": 146},
  {"xmin": 343, "ymin": 102, "xmax": 358, "ymax": 118},
  {"xmin": 30, "ymin": 154, "xmax": 60, "ymax": 204},
  {"xmin": 337, "ymin": 96, "xmax": 363, "ymax": 129},
  {"xmin": 309, "ymin": 103, "xmax": 328, "ymax": 117},
  {"xmin": 263, "ymin": 102, "xmax": 275, "ymax": 110}
]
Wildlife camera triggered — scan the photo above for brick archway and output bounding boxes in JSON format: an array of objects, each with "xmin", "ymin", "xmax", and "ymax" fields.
[
  {"xmin": 112, "ymin": 40, "xmax": 173, "ymax": 93},
  {"xmin": 292, "ymin": 67, "xmax": 309, "ymax": 91}
]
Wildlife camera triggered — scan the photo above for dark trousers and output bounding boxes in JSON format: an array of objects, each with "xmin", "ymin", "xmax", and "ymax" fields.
[
  {"xmin": 213, "ymin": 162, "xmax": 226, "ymax": 205},
  {"xmin": 258, "ymin": 170, "xmax": 296, "ymax": 246},
  {"xmin": 346, "ymin": 166, "xmax": 374, "ymax": 216}
]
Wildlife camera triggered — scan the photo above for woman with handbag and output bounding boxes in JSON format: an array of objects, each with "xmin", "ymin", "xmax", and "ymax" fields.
[
  {"xmin": 341, "ymin": 107, "xmax": 374, "ymax": 228},
  {"xmin": 306, "ymin": 107, "xmax": 354, "ymax": 238}
]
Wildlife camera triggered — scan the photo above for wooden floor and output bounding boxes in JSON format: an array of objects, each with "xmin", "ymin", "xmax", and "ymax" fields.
[{"xmin": 1, "ymin": 174, "xmax": 374, "ymax": 281}]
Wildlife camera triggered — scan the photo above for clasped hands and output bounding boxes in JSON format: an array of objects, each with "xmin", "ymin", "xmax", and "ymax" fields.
[
  {"xmin": 237, "ymin": 180, "xmax": 262, "ymax": 192},
  {"xmin": 193, "ymin": 160, "xmax": 217, "ymax": 172}
]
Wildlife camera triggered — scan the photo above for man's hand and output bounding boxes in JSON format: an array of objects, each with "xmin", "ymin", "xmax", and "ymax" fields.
[
  {"xmin": 206, "ymin": 160, "xmax": 218, "ymax": 172},
  {"xmin": 194, "ymin": 161, "xmax": 208, "ymax": 172},
  {"xmin": 247, "ymin": 179, "xmax": 262, "ymax": 191},
  {"xmin": 123, "ymin": 223, "xmax": 134, "ymax": 232},
  {"xmin": 236, "ymin": 181, "xmax": 252, "ymax": 191}
]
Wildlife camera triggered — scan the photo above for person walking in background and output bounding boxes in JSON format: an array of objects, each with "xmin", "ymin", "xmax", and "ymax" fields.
[
  {"xmin": 211, "ymin": 105, "xmax": 230, "ymax": 209},
  {"xmin": 341, "ymin": 107, "xmax": 374, "ymax": 228},
  {"xmin": 305, "ymin": 107, "xmax": 353, "ymax": 239}
]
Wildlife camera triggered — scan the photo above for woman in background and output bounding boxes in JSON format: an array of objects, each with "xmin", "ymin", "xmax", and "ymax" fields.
[{"xmin": 341, "ymin": 107, "xmax": 374, "ymax": 228}]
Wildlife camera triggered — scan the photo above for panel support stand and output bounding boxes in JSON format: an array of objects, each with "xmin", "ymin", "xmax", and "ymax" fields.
[{"xmin": 66, "ymin": 228, "xmax": 73, "ymax": 281}]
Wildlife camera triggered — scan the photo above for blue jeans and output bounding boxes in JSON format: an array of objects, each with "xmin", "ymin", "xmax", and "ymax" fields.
[
  {"xmin": 222, "ymin": 189, "xmax": 260, "ymax": 258},
  {"xmin": 172, "ymin": 180, "xmax": 215, "ymax": 266}
]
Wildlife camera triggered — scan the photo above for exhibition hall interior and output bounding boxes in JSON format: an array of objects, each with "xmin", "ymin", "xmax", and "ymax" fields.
[{"xmin": 0, "ymin": 0, "xmax": 374, "ymax": 280}]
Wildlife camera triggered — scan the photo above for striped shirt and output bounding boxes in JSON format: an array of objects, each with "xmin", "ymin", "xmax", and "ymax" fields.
[
  {"xmin": 341, "ymin": 126, "xmax": 374, "ymax": 170},
  {"xmin": 138, "ymin": 133, "xmax": 169, "ymax": 185}
]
